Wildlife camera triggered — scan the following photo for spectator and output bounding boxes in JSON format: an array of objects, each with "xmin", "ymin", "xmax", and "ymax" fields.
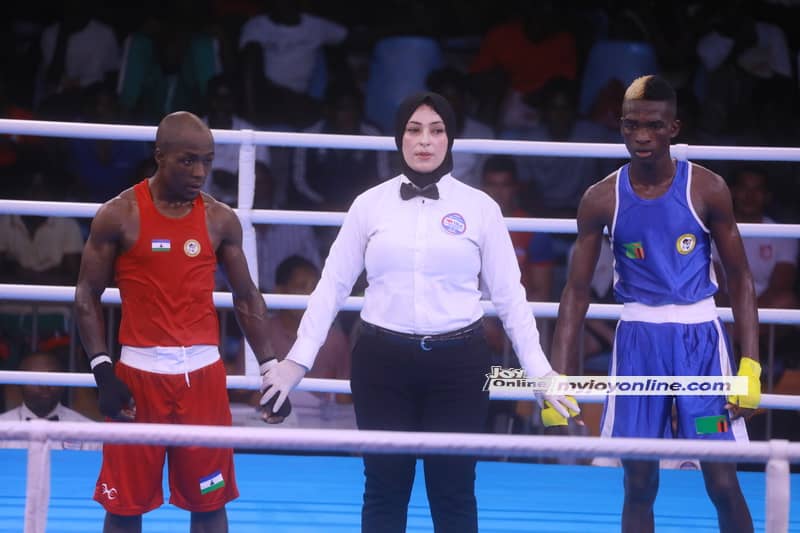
[
  {"xmin": 66, "ymin": 81, "xmax": 150, "ymax": 203},
  {"xmin": 36, "ymin": 1, "xmax": 120, "ymax": 113},
  {"xmin": 202, "ymin": 74, "xmax": 271, "ymax": 207},
  {"xmin": 268, "ymin": 256, "xmax": 354, "ymax": 428},
  {"xmin": 227, "ymin": 255, "xmax": 354, "ymax": 429},
  {"xmin": 479, "ymin": 155, "xmax": 555, "ymax": 434},
  {"xmin": 239, "ymin": 0, "xmax": 347, "ymax": 128},
  {"xmin": 0, "ymin": 351, "xmax": 99, "ymax": 450},
  {"xmin": 716, "ymin": 166, "xmax": 799, "ymax": 359},
  {"xmin": 501, "ymin": 77, "xmax": 618, "ymax": 218},
  {"xmin": 0, "ymin": 76, "xmax": 38, "ymax": 192},
  {"xmin": 469, "ymin": 1, "xmax": 578, "ymax": 130},
  {"xmin": 730, "ymin": 167, "xmax": 798, "ymax": 309},
  {"xmin": 426, "ymin": 67, "xmax": 494, "ymax": 188},
  {"xmin": 117, "ymin": 11, "xmax": 220, "ymax": 124},
  {"xmin": 254, "ymin": 169, "xmax": 322, "ymax": 293},
  {"xmin": 0, "ymin": 171, "xmax": 84, "ymax": 363},
  {"xmin": 694, "ymin": 1, "xmax": 793, "ymax": 138},
  {"xmin": 480, "ymin": 155, "xmax": 555, "ymax": 304},
  {"xmin": 290, "ymin": 82, "xmax": 389, "ymax": 211},
  {"xmin": 0, "ymin": 172, "xmax": 84, "ymax": 285}
]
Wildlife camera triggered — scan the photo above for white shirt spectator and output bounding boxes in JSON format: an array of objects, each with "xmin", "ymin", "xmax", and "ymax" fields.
[
  {"xmin": 239, "ymin": 13, "xmax": 347, "ymax": 93},
  {"xmin": 286, "ymin": 174, "xmax": 551, "ymax": 378},
  {"xmin": 0, "ymin": 215, "xmax": 84, "ymax": 272},
  {"xmin": 742, "ymin": 216, "xmax": 799, "ymax": 296},
  {"xmin": 39, "ymin": 19, "xmax": 120, "ymax": 93},
  {"xmin": 201, "ymin": 115, "xmax": 271, "ymax": 204},
  {"xmin": 0, "ymin": 402, "xmax": 100, "ymax": 450},
  {"xmin": 697, "ymin": 21, "xmax": 792, "ymax": 78}
]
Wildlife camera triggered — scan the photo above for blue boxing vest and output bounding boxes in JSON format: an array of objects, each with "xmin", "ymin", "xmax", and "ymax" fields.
[{"xmin": 611, "ymin": 160, "xmax": 717, "ymax": 305}]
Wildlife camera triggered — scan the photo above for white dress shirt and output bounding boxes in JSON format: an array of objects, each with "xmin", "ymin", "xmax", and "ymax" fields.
[
  {"xmin": 286, "ymin": 173, "xmax": 552, "ymax": 378},
  {"xmin": 0, "ymin": 403, "xmax": 100, "ymax": 450}
]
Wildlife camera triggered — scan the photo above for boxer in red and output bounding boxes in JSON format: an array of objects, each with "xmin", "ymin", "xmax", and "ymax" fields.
[{"xmin": 75, "ymin": 111, "xmax": 286, "ymax": 533}]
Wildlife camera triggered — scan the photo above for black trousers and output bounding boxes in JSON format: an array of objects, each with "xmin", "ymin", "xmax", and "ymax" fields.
[{"xmin": 350, "ymin": 323, "xmax": 491, "ymax": 533}]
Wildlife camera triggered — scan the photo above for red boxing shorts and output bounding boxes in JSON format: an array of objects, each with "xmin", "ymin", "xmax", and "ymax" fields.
[{"xmin": 94, "ymin": 358, "xmax": 238, "ymax": 515}]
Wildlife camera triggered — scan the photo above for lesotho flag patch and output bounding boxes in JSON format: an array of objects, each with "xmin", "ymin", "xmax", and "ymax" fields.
[
  {"xmin": 151, "ymin": 239, "xmax": 171, "ymax": 252},
  {"xmin": 199, "ymin": 471, "xmax": 225, "ymax": 494}
]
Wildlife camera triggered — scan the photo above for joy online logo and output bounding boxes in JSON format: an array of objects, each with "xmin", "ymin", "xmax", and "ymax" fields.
[{"xmin": 99, "ymin": 483, "xmax": 118, "ymax": 500}]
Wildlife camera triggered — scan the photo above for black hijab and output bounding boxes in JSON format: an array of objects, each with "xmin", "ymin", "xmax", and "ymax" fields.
[{"xmin": 393, "ymin": 91, "xmax": 456, "ymax": 189}]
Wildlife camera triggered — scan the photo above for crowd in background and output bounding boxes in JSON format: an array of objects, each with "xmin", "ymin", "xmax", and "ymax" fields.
[{"xmin": 0, "ymin": 0, "xmax": 799, "ymax": 446}]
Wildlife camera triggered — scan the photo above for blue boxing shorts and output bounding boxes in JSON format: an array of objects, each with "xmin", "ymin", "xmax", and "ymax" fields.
[{"xmin": 599, "ymin": 299, "xmax": 749, "ymax": 442}]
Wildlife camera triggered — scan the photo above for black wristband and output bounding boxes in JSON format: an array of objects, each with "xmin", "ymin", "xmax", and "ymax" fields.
[
  {"xmin": 89, "ymin": 352, "xmax": 114, "ymax": 386},
  {"xmin": 90, "ymin": 352, "xmax": 113, "ymax": 368}
]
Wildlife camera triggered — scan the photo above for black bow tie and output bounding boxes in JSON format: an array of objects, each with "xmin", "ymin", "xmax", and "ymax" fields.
[
  {"xmin": 400, "ymin": 182, "xmax": 439, "ymax": 200},
  {"xmin": 26, "ymin": 415, "xmax": 59, "ymax": 421}
]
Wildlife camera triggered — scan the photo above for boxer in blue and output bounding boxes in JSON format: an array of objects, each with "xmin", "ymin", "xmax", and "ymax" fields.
[{"xmin": 547, "ymin": 75, "xmax": 760, "ymax": 533}]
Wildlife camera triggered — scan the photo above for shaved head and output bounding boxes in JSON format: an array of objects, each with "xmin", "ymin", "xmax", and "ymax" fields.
[
  {"xmin": 155, "ymin": 111, "xmax": 213, "ymax": 154},
  {"xmin": 152, "ymin": 111, "xmax": 215, "ymax": 200},
  {"xmin": 20, "ymin": 352, "xmax": 64, "ymax": 418},
  {"xmin": 20, "ymin": 352, "xmax": 63, "ymax": 373}
]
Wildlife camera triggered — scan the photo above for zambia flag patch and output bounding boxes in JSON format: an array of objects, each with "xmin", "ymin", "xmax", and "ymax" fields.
[
  {"xmin": 695, "ymin": 415, "xmax": 729, "ymax": 435},
  {"xmin": 199, "ymin": 471, "xmax": 225, "ymax": 494},
  {"xmin": 623, "ymin": 241, "xmax": 645, "ymax": 259}
]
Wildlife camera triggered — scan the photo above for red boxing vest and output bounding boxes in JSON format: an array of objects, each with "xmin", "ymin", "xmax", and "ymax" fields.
[{"xmin": 116, "ymin": 180, "xmax": 219, "ymax": 347}]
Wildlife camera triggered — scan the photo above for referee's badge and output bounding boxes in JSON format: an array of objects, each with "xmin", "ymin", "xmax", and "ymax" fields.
[
  {"xmin": 676, "ymin": 233, "xmax": 696, "ymax": 255},
  {"xmin": 184, "ymin": 239, "xmax": 201, "ymax": 257},
  {"xmin": 441, "ymin": 213, "xmax": 466, "ymax": 235}
]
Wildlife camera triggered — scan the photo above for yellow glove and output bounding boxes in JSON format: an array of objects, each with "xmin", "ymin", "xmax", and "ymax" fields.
[
  {"xmin": 727, "ymin": 357, "xmax": 761, "ymax": 409},
  {"xmin": 540, "ymin": 395, "xmax": 581, "ymax": 427}
]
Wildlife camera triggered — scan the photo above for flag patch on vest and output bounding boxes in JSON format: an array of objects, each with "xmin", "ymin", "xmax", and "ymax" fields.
[
  {"xmin": 151, "ymin": 239, "xmax": 171, "ymax": 252},
  {"xmin": 199, "ymin": 471, "xmax": 225, "ymax": 494},
  {"xmin": 623, "ymin": 241, "xmax": 645, "ymax": 259}
]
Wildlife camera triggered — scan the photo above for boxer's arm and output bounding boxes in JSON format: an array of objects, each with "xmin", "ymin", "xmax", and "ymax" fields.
[
  {"xmin": 551, "ymin": 182, "xmax": 610, "ymax": 376},
  {"xmin": 75, "ymin": 200, "xmax": 135, "ymax": 420},
  {"xmin": 214, "ymin": 205, "xmax": 294, "ymax": 421},
  {"xmin": 214, "ymin": 206, "xmax": 273, "ymax": 364},
  {"xmin": 702, "ymin": 171, "xmax": 759, "ymax": 363},
  {"xmin": 699, "ymin": 169, "xmax": 760, "ymax": 418},
  {"xmin": 545, "ymin": 180, "xmax": 612, "ymax": 429},
  {"xmin": 75, "ymin": 201, "xmax": 122, "ymax": 359}
]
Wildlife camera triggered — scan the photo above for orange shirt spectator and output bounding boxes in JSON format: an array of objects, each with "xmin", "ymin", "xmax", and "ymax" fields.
[{"xmin": 470, "ymin": 22, "xmax": 577, "ymax": 96}]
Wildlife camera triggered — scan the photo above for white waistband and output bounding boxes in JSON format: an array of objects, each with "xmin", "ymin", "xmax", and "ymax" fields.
[
  {"xmin": 120, "ymin": 345, "xmax": 220, "ymax": 375},
  {"xmin": 620, "ymin": 297, "xmax": 718, "ymax": 324}
]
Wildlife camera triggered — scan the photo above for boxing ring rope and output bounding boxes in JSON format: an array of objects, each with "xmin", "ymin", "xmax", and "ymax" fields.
[
  {"xmin": 1, "ymin": 283, "xmax": 800, "ymax": 408},
  {"xmin": 2, "ymin": 118, "xmax": 800, "ymax": 370},
  {"xmin": 2, "ymin": 119, "xmax": 800, "ymax": 532},
  {"xmin": 4, "ymin": 118, "xmax": 800, "ymax": 160},
  {"xmin": 5, "ymin": 198, "xmax": 800, "ymax": 237},
  {"xmin": 3, "ymin": 422, "xmax": 799, "ymax": 533},
  {"xmin": 1, "ymin": 119, "xmax": 799, "ymax": 403},
  {"xmin": 3, "ymin": 370, "xmax": 800, "ymax": 410}
]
